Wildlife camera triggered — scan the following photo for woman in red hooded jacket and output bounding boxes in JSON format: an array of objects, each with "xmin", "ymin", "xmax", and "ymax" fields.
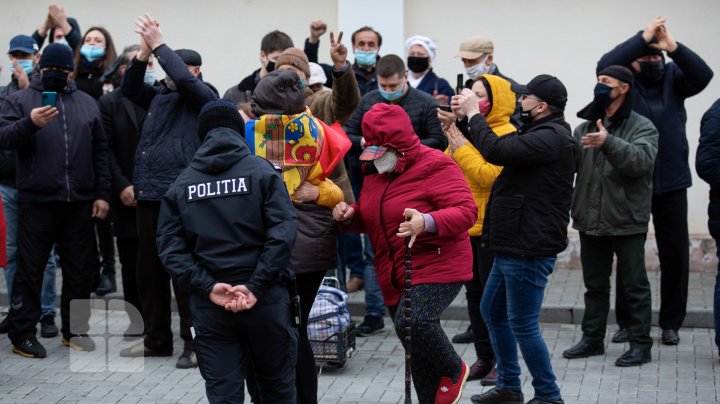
[{"xmin": 333, "ymin": 103, "xmax": 477, "ymax": 404}]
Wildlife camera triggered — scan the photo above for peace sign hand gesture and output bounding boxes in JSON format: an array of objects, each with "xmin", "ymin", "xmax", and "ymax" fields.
[{"xmin": 329, "ymin": 31, "xmax": 347, "ymax": 70}]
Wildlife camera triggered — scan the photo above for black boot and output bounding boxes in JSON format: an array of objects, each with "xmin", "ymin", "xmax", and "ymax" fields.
[{"xmin": 95, "ymin": 272, "xmax": 117, "ymax": 296}]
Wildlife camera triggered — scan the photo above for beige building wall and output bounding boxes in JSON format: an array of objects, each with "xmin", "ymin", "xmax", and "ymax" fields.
[{"xmin": 1, "ymin": 0, "xmax": 718, "ymax": 236}]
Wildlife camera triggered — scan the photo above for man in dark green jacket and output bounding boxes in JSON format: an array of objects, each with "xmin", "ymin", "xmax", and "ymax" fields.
[{"xmin": 563, "ymin": 65, "xmax": 658, "ymax": 367}]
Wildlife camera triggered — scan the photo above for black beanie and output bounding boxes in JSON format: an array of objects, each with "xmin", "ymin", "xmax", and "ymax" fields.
[
  {"xmin": 251, "ymin": 69, "xmax": 306, "ymax": 117},
  {"xmin": 175, "ymin": 49, "xmax": 202, "ymax": 66},
  {"xmin": 598, "ymin": 65, "xmax": 634, "ymax": 88},
  {"xmin": 39, "ymin": 43, "xmax": 74, "ymax": 70},
  {"xmin": 198, "ymin": 99, "xmax": 244, "ymax": 141}
]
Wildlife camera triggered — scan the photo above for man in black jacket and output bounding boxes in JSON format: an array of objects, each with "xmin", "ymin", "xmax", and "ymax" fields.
[
  {"xmin": 598, "ymin": 17, "xmax": 713, "ymax": 345},
  {"xmin": 119, "ymin": 14, "xmax": 217, "ymax": 368},
  {"xmin": 697, "ymin": 98, "xmax": 720, "ymax": 357},
  {"xmin": 0, "ymin": 34, "xmax": 61, "ymax": 339},
  {"xmin": 463, "ymin": 75, "xmax": 574, "ymax": 404},
  {"xmin": 223, "ymin": 30, "xmax": 294, "ymax": 106},
  {"xmin": 0, "ymin": 43, "xmax": 111, "ymax": 358},
  {"xmin": 98, "ymin": 44, "xmax": 153, "ymax": 339},
  {"xmin": 157, "ymin": 99, "xmax": 298, "ymax": 404}
]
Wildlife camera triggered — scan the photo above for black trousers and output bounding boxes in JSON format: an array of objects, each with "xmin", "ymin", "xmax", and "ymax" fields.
[
  {"xmin": 191, "ymin": 286, "xmax": 298, "ymax": 404},
  {"xmin": 136, "ymin": 201, "xmax": 193, "ymax": 353},
  {"xmin": 581, "ymin": 233, "xmax": 653, "ymax": 350},
  {"xmin": 117, "ymin": 236, "xmax": 142, "ymax": 329},
  {"xmin": 389, "ymin": 283, "xmax": 464, "ymax": 403},
  {"xmin": 8, "ymin": 202, "xmax": 95, "ymax": 343},
  {"xmin": 247, "ymin": 270, "xmax": 325, "ymax": 404},
  {"xmin": 465, "ymin": 236, "xmax": 496, "ymax": 361},
  {"xmin": 616, "ymin": 189, "xmax": 689, "ymax": 331}
]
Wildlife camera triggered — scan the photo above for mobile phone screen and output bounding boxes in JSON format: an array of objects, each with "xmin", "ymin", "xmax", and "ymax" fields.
[
  {"xmin": 41, "ymin": 91, "xmax": 57, "ymax": 107},
  {"xmin": 456, "ymin": 74, "xmax": 464, "ymax": 94}
]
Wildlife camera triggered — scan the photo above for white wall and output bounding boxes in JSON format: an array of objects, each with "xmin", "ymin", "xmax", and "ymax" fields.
[
  {"xmin": 1, "ymin": 0, "xmax": 717, "ymax": 234},
  {"xmin": 405, "ymin": 0, "xmax": 720, "ymax": 236}
]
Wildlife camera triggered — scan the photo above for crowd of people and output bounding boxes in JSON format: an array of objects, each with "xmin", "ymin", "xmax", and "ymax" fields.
[{"xmin": 0, "ymin": 5, "xmax": 717, "ymax": 404}]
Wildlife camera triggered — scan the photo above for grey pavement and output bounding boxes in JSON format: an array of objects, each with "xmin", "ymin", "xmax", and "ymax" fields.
[{"xmin": 1, "ymin": 268, "xmax": 719, "ymax": 403}]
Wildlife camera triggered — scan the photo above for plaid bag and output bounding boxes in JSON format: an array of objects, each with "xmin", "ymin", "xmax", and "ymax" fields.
[{"xmin": 307, "ymin": 285, "xmax": 351, "ymax": 341}]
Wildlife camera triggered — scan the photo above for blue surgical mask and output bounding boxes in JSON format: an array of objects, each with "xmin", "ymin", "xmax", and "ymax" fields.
[
  {"xmin": 80, "ymin": 44, "xmax": 105, "ymax": 61},
  {"xmin": 144, "ymin": 69, "xmax": 157, "ymax": 85},
  {"xmin": 379, "ymin": 82, "xmax": 405, "ymax": 102},
  {"xmin": 9, "ymin": 59, "xmax": 34, "ymax": 74},
  {"xmin": 355, "ymin": 49, "xmax": 378, "ymax": 67}
]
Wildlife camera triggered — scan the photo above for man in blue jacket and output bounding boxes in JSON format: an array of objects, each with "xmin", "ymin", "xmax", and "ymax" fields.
[
  {"xmin": 157, "ymin": 99, "xmax": 298, "ymax": 403},
  {"xmin": 0, "ymin": 43, "xmax": 111, "ymax": 358},
  {"xmin": 597, "ymin": 17, "xmax": 713, "ymax": 345},
  {"xmin": 696, "ymin": 98, "xmax": 720, "ymax": 357},
  {"xmin": 119, "ymin": 14, "xmax": 217, "ymax": 369}
]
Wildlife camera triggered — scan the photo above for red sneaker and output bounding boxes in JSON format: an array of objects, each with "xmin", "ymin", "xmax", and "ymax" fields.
[{"xmin": 435, "ymin": 361, "xmax": 469, "ymax": 404}]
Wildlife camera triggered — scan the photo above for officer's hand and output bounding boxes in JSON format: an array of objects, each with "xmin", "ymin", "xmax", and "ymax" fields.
[
  {"xmin": 209, "ymin": 283, "xmax": 236, "ymax": 308},
  {"xmin": 31, "ymin": 106, "xmax": 59, "ymax": 127},
  {"xmin": 332, "ymin": 201, "xmax": 354, "ymax": 222},
  {"xmin": 580, "ymin": 119, "xmax": 608, "ymax": 149},
  {"xmin": 92, "ymin": 200, "xmax": 110, "ymax": 219},
  {"xmin": 293, "ymin": 181, "xmax": 320, "ymax": 203},
  {"xmin": 120, "ymin": 186, "xmax": 136, "ymax": 207},
  {"xmin": 397, "ymin": 208, "xmax": 425, "ymax": 248},
  {"xmin": 227, "ymin": 285, "xmax": 257, "ymax": 312}
]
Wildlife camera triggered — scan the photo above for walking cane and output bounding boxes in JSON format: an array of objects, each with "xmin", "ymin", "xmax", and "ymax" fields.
[{"xmin": 403, "ymin": 236, "xmax": 413, "ymax": 404}]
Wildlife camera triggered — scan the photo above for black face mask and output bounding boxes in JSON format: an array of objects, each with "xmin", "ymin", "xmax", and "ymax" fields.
[
  {"xmin": 593, "ymin": 83, "xmax": 617, "ymax": 109},
  {"xmin": 42, "ymin": 70, "xmax": 69, "ymax": 92},
  {"xmin": 519, "ymin": 104, "xmax": 540, "ymax": 124},
  {"xmin": 407, "ymin": 56, "xmax": 430, "ymax": 73},
  {"xmin": 638, "ymin": 60, "xmax": 664, "ymax": 82},
  {"xmin": 266, "ymin": 61, "xmax": 275, "ymax": 73}
]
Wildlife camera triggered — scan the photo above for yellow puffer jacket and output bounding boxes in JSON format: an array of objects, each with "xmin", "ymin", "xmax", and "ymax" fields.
[{"xmin": 445, "ymin": 74, "xmax": 516, "ymax": 236}]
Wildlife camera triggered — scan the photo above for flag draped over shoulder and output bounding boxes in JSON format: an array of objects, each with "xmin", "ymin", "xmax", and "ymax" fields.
[{"xmin": 245, "ymin": 108, "xmax": 351, "ymax": 196}]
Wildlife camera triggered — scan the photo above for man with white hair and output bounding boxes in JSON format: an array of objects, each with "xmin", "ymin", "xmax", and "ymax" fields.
[{"xmin": 405, "ymin": 35, "xmax": 454, "ymax": 106}]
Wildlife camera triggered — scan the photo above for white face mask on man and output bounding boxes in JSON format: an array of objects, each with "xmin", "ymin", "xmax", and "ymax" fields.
[{"xmin": 465, "ymin": 56, "xmax": 491, "ymax": 79}]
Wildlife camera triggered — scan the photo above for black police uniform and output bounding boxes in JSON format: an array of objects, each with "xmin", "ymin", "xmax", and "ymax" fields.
[{"xmin": 157, "ymin": 126, "xmax": 298, "ymax": 403}]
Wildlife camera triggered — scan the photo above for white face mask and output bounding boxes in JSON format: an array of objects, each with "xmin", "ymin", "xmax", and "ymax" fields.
[
  {"xmin": 374, "ymin": 151, "xmax": 399, "ymax": 174},
  {"xmin": 465, "ymin": 56, "xmax": 491, "ymax": 79}
]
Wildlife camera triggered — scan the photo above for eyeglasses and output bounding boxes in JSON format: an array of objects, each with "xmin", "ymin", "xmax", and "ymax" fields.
[{"xmin": 520, "ymin": 94, "xmax": 543, "ymax": 102}]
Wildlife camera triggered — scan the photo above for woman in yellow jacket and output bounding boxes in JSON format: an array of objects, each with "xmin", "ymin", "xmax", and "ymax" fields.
[{"xmin": 443, "ymin": 74, "xmax": 517, "ymax": 385}]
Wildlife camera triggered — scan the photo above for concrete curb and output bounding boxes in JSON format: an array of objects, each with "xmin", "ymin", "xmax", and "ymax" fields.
[{"xmin": 2, "ymin": 292, "xmax": 714, "ymax": 329}]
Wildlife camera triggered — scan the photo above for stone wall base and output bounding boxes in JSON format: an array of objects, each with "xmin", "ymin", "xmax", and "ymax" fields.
[{"xmin": 557, "ymin": 233, "xmax": 717, "ymax": 272}]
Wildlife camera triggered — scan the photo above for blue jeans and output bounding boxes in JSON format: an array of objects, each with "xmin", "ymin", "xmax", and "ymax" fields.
[
  {"xmin": 715, "ymin": 242, "xmax": 720, "ymax": 351},
  {"xmin": 1, "ymin": 185, "xmax": 58, "ymax": 318},
  {"xmin": 480, "ymin": 253, "xmax": 562, "ymax": 401},
  {"xmin": 363, "ymin": 234, "xmax": 384, "ymax": 317}
]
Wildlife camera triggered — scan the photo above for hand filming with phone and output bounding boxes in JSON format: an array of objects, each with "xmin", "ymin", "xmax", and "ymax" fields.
[{"xmin": 31, "ymin": 92, "xmax": 59, "ymax": 127}]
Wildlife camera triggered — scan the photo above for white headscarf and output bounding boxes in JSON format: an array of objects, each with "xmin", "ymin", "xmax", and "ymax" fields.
[{"xmin": 404, "ymin": 35, "xmax": 437, "ymax": 61}]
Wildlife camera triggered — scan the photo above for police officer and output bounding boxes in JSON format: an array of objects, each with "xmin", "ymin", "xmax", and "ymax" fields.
[{"xmin": 156, "ymin": 99, "xmax": 298, "ymax": 403}]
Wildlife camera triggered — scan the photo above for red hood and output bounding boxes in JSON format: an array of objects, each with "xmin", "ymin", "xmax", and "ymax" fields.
[{"xmin": 361, "ymin": 104, "xmax": 420, "ymax": 174}]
